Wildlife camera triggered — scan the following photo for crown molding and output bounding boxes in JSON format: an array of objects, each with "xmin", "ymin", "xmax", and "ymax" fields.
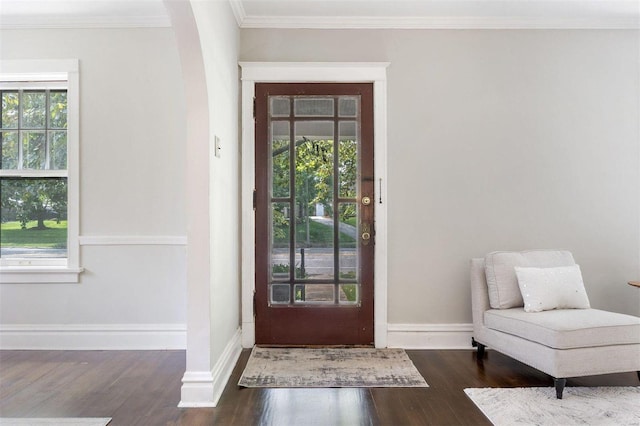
[
  {"xmin": 0, "ymin": 14, "xmax": 171, "ymax": 30},
  {"xmin": 238, "ymin": 15, "xmax": 639, "ymax": 30}
]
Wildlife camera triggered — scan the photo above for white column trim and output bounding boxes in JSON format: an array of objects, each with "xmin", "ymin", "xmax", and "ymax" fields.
[
  {"xmin": 240, "ymin": 76, "xmax": 257, "ymax": 348},
  {"xmin": 164, "ymin": 0, "xmax": 213, "ymax": 408},
  {"xmin": 179, "ymin": 328, "xmax": 242, "ymax": 407},
  {"xmin": 239, "ymin": 62, "xmax": 390, "ymax": 348}
]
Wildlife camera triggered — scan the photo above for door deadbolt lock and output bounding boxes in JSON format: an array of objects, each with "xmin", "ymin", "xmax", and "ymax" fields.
[
  {"xmin": 361, "ymin": 223, "xmax": 371, "ymax": 245},
  {"xmin": 361, "ymin": 196, "xmax": 371, "ymax": 206}
]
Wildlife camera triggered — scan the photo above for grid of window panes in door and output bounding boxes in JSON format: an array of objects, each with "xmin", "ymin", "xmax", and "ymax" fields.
[
  {"xmin": 0, "ymin": 87, "xmax": 68, "ymax": 260},
  {"xmin": 268, "ymin": 95, "xmax": 360, "ymax": 306}
]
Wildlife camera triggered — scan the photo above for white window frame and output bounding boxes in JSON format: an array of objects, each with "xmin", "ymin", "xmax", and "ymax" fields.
[{"xmin": 0, "ymin": 59, "xmax": 82, "ymax": 283}]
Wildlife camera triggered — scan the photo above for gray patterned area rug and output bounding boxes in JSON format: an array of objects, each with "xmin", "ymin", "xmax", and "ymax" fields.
[
  {"xmin": 238, "ymin": 347, "xmax": 428, "ymax": 388},
  {"xmin": 465, "ymin": 387, "xmax": 640, "ymax": 426}
]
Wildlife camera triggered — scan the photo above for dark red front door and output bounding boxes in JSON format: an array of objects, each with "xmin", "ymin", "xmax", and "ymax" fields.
[{"xmin": 254, "ymin": 83, "xmax": 375, "ymax": 345}]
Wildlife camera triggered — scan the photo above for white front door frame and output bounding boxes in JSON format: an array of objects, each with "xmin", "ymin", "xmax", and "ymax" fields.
[{"xmin": 239, "ymin": 62, "xmax": 389, "ymax": 348}]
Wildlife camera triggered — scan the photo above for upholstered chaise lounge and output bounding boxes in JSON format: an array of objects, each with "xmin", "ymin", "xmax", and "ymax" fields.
[{"xmin": 470, "ymin": 249, "xmax": 640, "ymax": 399}]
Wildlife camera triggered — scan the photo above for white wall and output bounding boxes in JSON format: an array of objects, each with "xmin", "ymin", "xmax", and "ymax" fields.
[
  {"xmin": 240, "ymin": 29, "xmax": 640, "ymax": 327},
  {"xmin": 0, "ymin": 28, "xmax": 187, "ymax": 349}
]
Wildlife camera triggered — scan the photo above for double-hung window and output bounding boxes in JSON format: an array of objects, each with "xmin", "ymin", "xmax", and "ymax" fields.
[{"xmin": 0, "ymin": 60, "xmax": 81, "ymax": 283}]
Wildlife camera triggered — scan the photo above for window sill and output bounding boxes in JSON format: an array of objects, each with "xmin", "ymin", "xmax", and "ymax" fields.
[{"xmin": 0, "ymin": 266, "xmax": 84, "ymax": 284}]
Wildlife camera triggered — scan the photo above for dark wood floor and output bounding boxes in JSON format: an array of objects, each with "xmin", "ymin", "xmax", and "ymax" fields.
[{"xmin": 1, "ymin": 348, "xmax": 638, "ymax": 425}]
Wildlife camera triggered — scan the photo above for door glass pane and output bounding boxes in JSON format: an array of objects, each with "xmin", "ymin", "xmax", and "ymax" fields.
[
  {"xmin": 271, "ymin": 202, "xmax": 290, "ymax": 281},
  {"xmin": 22, "ymin": 132, "xmax": 46, "ymax": 169},
  {"xmin": 294, "ymin": 284, "xmax": 334, "ymax": 304},
  {"xmin": 339, "ymin": 202, "xmax": 358, "ymax": 282},
  {"xmin": 339, "ymin": 97, "xmax": 358, "ymax": 117},
  {"xmin": 271, "ymin": 121, "xmax": 290, "ymax": 198},
  {"xmin": 1, "ymin": 91, "xmax": 19, "ymax": 129},
  {"xmin": 271, "ymin": 283, "xmax": 290, "ymax": 304},
  {"xmin": 295, "ymin": 247, "xmax": 331, "ymax": 280},
  {"xmin": 262, "ymin": 90, "xmax": 369, "ymax": 313},
  {"xmin": 0, "ymin": 178, "xmax": 68, "ymax": 259},
  {"xmin": 294, "ymin": 98, "xmax": 334, "ymax": 117},
  {"xmin": 339, "ymin": 121, "xmax": 358, "ymax": 199},
  {"xmin": 270, "ymin": 97, "xmax": 290, "ymax": 117},
  {"xmin": 1, "ymin": 131, "xmax": 19, "ymax": 169},
  {"xmin": 22, "ymin": 91, "xmax": 46, "ymax": 129},
  {"xmin": 295, "ymin": 121, "xmax": 334, "ymax": 280},
  {"xmin": 339, "ymin": 284, "xmax": 359, "ymax": 304}
]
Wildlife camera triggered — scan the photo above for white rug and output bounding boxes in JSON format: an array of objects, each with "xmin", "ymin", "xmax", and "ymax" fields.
[
  {"xmin": 238, "ymin": 347, "xmax": 428, "ymax": 388},
  {"xmin": 465, "ymin": 387, "xmax": 640, "ymax": 426},
  {"xmin": 0, "ymin": 419, "xmax": 111, "ymax": 426}
]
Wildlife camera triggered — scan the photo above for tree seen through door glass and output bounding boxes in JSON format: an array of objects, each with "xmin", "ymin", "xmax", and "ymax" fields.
[
  {"xmin": 294, "ymin": 121, "xmax": 334, "ymax": 281},
  {"xmin": 271, "ymin": 121, "xmax": 290, "ymax": 198}
]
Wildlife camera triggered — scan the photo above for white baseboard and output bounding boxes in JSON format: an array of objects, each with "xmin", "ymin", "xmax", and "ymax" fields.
[
  {"xmin": 178, "ymin": 370, "xmax": 216, "ymax": 408},
  {"xmin": 211, "ymin": 328, "xmax": 243, "ymax": 406},
  {"xmin": 179, "ymin": 327, "xmax": 242, "ymax": 408},
  {"xmin": 387, "ymin": 323, "xmax": 474, "ymax": 349},
  {"xmin": 0, "ymin": 323, "xmax": 186, "ymax": 350},
  {"xmin": 241, "ymin": 321, "xmax": 255, "ymax": 348}
]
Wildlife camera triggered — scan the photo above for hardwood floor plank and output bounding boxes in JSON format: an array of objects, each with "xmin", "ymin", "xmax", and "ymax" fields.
[{"xmin": 1, "ymin": 348, "xmax": 638, "ymax": 425}]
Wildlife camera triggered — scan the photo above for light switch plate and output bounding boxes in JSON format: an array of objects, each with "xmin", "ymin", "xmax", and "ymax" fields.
[{"xmin": 214, "ymin": 135, "xmax": 221, "ymax": 158}]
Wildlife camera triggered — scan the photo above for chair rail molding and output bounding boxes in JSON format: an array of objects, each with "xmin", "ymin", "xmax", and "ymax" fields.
[{"xmin": 79, "ymin": 235, "xmax": 187, "ymax": 246}]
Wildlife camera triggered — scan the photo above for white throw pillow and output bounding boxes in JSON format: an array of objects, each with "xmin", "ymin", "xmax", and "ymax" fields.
[
  {"xmin": 514, "ymin": 265, "xmax": 591, "ymax": 313},
  {"xmin": 484, "ymin": 250, "xmax": 576, "ymax": 309}
]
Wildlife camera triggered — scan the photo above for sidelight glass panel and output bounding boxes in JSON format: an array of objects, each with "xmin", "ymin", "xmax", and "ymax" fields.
[
  {"xmin": 294, "ymin": 98, "xmax": 334, "ymax": 117},
  {"xmin": 22, "ymin": 92, "xmax": 46, "ymax": 129},
  {"xmin": 294, "ymin": 283, "xmax": 334, "ymax": 303},
  {"xmin": 270, "ymin": 97, "xmax": 290, "ymax": 117},
  {"xmin": 1, "ymin": 131, "xmax": 18, "ymax": 169},
  {"xmin": 339, "ymin": 203, "xmax": 358, "ymax": 281},
  {"xmin": 271, "ymin": 121, "xmax": 290, "ymax": 198},
  {"xmin": 338, "ymin": 121, "xmax": 358, "ymax": 199},
  {"xmin": 271, "ymin": 202, "xmax": 291, "ymax": 280},
  {"xmin": 1, "ymin": 91, "xmax": 19, "ymax": 129},
  {"xmin": 22, "ymin": 132, "xmax": 46, "ymax": 169}
]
